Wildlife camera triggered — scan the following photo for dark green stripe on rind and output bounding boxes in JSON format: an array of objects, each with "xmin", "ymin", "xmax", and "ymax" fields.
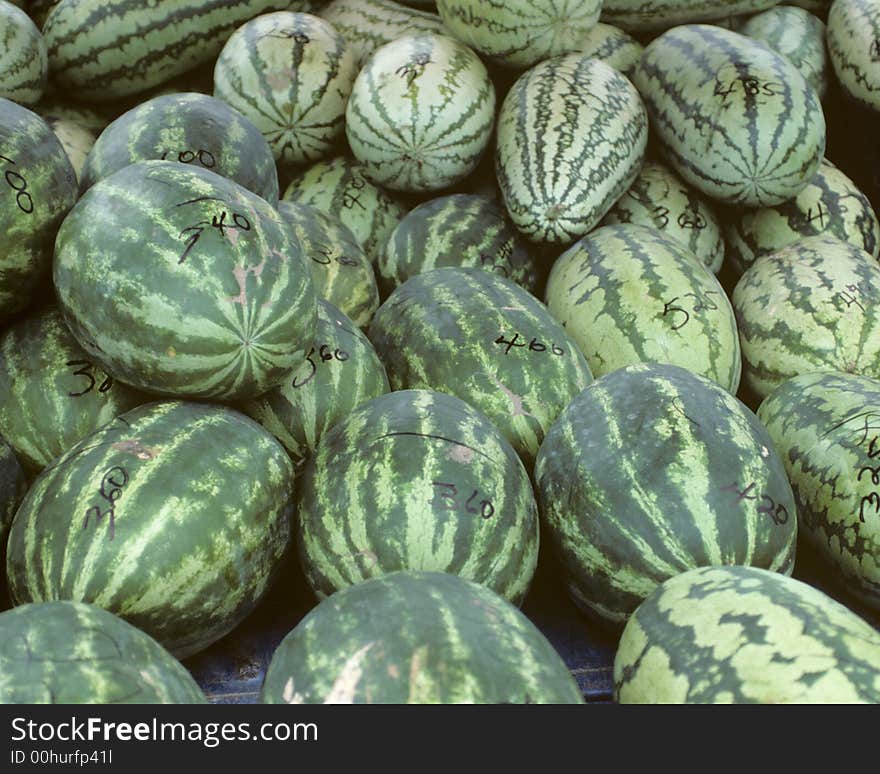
[
  {"xmin": 436, "ymin": 0, "xmax": 603, "ymax": 68},
  {"xmin": 0, "ymin": 99, "xmax": 78, "ymax": 324},
  {"xmin": 827, "ymin": 0, "xmax": 880, "ymax": 112},
  {"xmin": 277, "ymin": 202, "xmax": 380, "ymax": 327},
  {"xmin": 0, "ymin": 601, "xmax": 207, "ymax": 704},
  {"xmin": 723, "ymin": 158, "xmax": 880, "ymax": 277},
  {"xmin": 296, "ymin": 390, "xmax": 538, "ymax": 604},
  {"xmin": 495, "ymin": 53, "xmax": 647, "ymax": 245},
  {"xmin": 757, "ymin": 371, "xmax": 880, "ymax": 611},
  {"xmin": 53, "ymin": 160, "xmax": 318, "ymax": 401},
  {"xmin": 6, "ymin": 401, "xmax": 295, "ymax": 659},
  {"xmin": 213, "ymin": 12, "xmax": 358, "ymax": 169},
  {"xmin": 614, "ymin": 566, "xmax": 880, "ymax": 703},
  {"xmin": 261, "ymin": 571, "xmax": 584, "ymax": 703},
  {"xmin": 569, "ymin": 22, "xmax": 644, "ymax": 78},
  {"xmin": 242, "ymin": 299, "xmax": 389, "ymax": 468},
  {"xmin": 80, "ymin": 92, "xmax": 279, "ymax": 202},
  {"xmin": 0, "ymin": 1, "xmax": 48, "ymax": 106},
  {"xmin": 545, "ymin": 224, "xmax": 741, "ymax": 393},
  {"xmin": 601, "ymin": 0, "xmax": 782, "ymax": 31},
  {"xmin": 633, "ymin": 24, "xmax": 825, "ymax": 207},
  {"xmin": 732, "ymin": 236, "xmax": 880, "ymax": 400},
  {"xmin": 378, "ymin": 193, "xmax": 541, "ymax": 296},
  {"xmin": 345, "ymin": 33, "xmax": 496, "ymax": 193},
  {"xmin": 0, "ymin": 307, "xmax": 146, "ymax": 474},
  {"xmin": 534, "ymin": 363, "xmax": 797, "ymax": 625},
  {"xmin": 367, "ymin": 267, "xmax": 594, "ymax": 467}
]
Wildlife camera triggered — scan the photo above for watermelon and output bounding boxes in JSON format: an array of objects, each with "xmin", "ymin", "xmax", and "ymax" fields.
[
  {"xmin": 6, "ymin": 400, "xmax": 295, "ymax": 659},
  {"xmin": 739, "ymin": 5, "xmax": 828, "ymax": 100},
  {"xmin": 723, "ymin": 157, "xmax": 880, "ymax": 277},
  {"xmin": 44, "ymin": 116, "xmax": 95, "ymax": 184},
  {"xmin": 296, "ymin": 389, "xmax": 539, "ymax": 604},
  {"xmin": 319, "ymin": 0, "xmax": 449, "ymax": 67},
  {"xmin": 614, "ymin": 565, "xmax": 880, "ymax": 703},
  {"xmin": 53, "ymin": 160, "xmax": 318, "ymax": 401},
  {"xmin": 0, "ymin": 0, "xmax": 48, "ymax": 106},
  {"xmin": 601, "ymin": 0, "xmax": 782, "ymax": 31},
  {"xmin": 282, "ymin": 156, "xmax": 408, "ymax": 263},
  {"xmin": 0, "ymin": 435, "xmax": 26, "ymax": 549},
  {"xmin": 345, "ymin": 33, "xmax": 495, "ymax": 193},
  {"xmin": 0, "ymin": 601, "xmax": 207, "ymax": 703},
  {"xmin": 0, "ymin": 308, "xmax": 146, "ymax": 475},
  {"xmin": 435, "ymin": 0, "xmax": 603, "ymax": 69},
  {"xmin": 534, "ymin": 363, "xmax": 797, "ymax": 626},
  {"xmin": 569, "ymin": 22, "xmax": 644, "ymax": 78},
  {"xmin": 276, "ymin": 201, "xmax": 379, "ymax": 327},
  {"xmin": 213, "ymin": 12, "xmax": 358, "ymax": 171},
  {"xmin": 0, "ymin": 98, "xmax": 78, "ymax": 325},
  {"xmin": 367, "ymin": 267, "xmax": 593, "ymax": 466},
  {"xmin": 261, "ymin": 570, "xmax": 585, "ymax": 703},
  {"xmin": 378, "ymin": 193, "xmax": 541, "ymax": 296},
  {"xmin": 732, "ymin": 236, "xmax": 880, "ymax": 400},
  {"xmin": 42, "ymin": 0, "xmax": 326, "ymax": 102},
  {"xmin": 242, "ymin": 300, "xmax": 390, "ymax": 469},
  {"xmin": 495, "ymin": 53, "xmax": 648, "ymax": 245},
  {"xmin": 544, "ymin": 224, "xmax": 741, "ymax": 394},
  {"xmin": 757, "ymin": 371, "xmax": 880, "ymax": 612},
  {"xmin": 827, "ymin": 0, "xmax": 880, "ymax": 112},
  {"xmin": 633, "ymin": 24, "xmax": 825, "ymax": 207},
  {"xmin": 79, "ymin": 92, "xmax": 279, "ymax": 202},
  {"xmin": 601, "ymin": 159, "xmax": 725, "ymax": 274}
]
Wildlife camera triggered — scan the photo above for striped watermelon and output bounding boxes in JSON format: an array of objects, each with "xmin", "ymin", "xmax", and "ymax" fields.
[
  {"xmin": 213, "ymin": 12, "xmax": 357, "ymax": 171},
  {"xmin": 757, "ymin": 371, "xmax": 880, "ymax": 612},
  {"xmin": 0, "ymin": 98, "xmax": 78, "ymax": 325},
  {"xmin": 378, "ymin": 193, "xmax": 541, "ymax": 296},
  {"xmin": 601, "ymin": 160, "xmax": 725, "ymax": 273},
  {"xmin": 739, "ymin": 5, "xmax": 828, "ymax": 100},
  {"xmin": 42, "ymin": 0, "xmax": 326, "ymax": 102},
  {"xmin": 367, "ymin": 267, "xmax": 594, "ymax": 466},
  {"xmin": 6, "ymin": 400, "xmax": 295, "ymax": 659},
  {"xmin": 0, "ymin": 0, "xmax": 48, "ymax": 106},
  {"xmin": 827, "ymin": 0, "xmax": 880, "ymax": 112},
  {"xmin": 601, "ymin": 0, "xmax": 782, "ymax": 31},
  {"xmin": 0, "ymin": 601, "xmax": 207, "ymax": 703},
  {"xmin": 242, "ymin": 300, "xmax": 390, "ymax": 469},
  {"xmin": 261, "ymin": 570, "xmax": 585, "ymax": 703},
  {"xmin": 0, "ymin": 308, "xmax": 146, "ymax": 475},
  {"xmin": 0, "ymin": 435, "xmax": 26, "ymax": 548},
  {"xmin": 545, "ymin": 224, "xmax": 741, "ymax": 394},
  {"xmin": 724, "ymin": 158, "xmax": 880, "ymax": 277},
  {"xmin": 345, "ymin": 33, "xmax": 495, "ymax": 193},
  {"xmin": 319, "ymin": 0, "xmax": 448, "ymax": 66},
  {"xmin": 80, "ymin": 93, "xmax": 279, "ymax": 203},
  {"xmin": 277, "ymin": 201, "xmax": 379, "ymax": 327},
  {"xmin": 296, "ymin": 389, "xmax": 538, "ymax": 604},
  {"xmin": 570, "ymin": 22, "xmax": 644, "ymax": 78},
  {"xmin": 495, "ymin": 53, "xmax": 648, "ymax": 245},
  {"xmin": 53, "ymin": 160, "xmax": 318, "ymax": 401},
  {"xmin": 282, "ymin": 156, "xmax": 408, "ymax": 263},
  {"xmin": 732, "ymin": 236, "xmax": 880, "ymax": 400},
  {"xmin": 436, "ymin": 0, "xmax": 602, "ymax": 69},
  {"xmin": 614, "ymin": 565, "xmax": 880, "ymax": 703},
  {"xmin": 534, "ymin": 363, "xmax": 797, "ymax": 626},
  {"xmin": 633, "ymin": 24, "xmax": 826, "ymax": 207}
]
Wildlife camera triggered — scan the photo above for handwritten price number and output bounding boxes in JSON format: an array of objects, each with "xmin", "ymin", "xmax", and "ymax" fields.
[
  {"xmin": 721, "ymin": 481, "xmax": 789, "ymax": 526},
  {"xmin": 495, "ymin": 332, "xmax": 564, "ymax": 356},
  {"xmin": 160, "ymin": 148, "xmax": 216, "ymax": 168},
  {"xmin": 66, "ymin": 360, "xmax": 113, "ymax": 397},
  {"xmin": 291, "ymin": 344, "xmax": 350, "ymax": 389},
  {"xmin": 83, "ymin": 466, "xmax": 129, "ymax": 541},
  {"xmin": 662, "ymin": 290, "xmax": 719, "ymax": 331},
  {"xmin": 0, "ymin": 154, "xmax": 33, "ymax": 214},
  {"xmin": 714, "ymin": 78, "xmax": 784, "ymax": 99},
  {"xmin": 342, "ymin": 175, "xmax": 366, "ymax": 211},
  {"xmin": 431, "ymin": 482, "xmax": 495, "ymax": 520},
  {"xmin": 313, "ymin": 246, "xmax": 360, "ymax": 268},
  {"xmin": 178, "ymin": 209, "xmax": 251, "ymax": 264}
]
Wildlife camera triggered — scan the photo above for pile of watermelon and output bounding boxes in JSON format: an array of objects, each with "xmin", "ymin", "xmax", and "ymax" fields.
[{"xmin": 1, "ymin": 0, "xmax": 879, "ymax": 705}]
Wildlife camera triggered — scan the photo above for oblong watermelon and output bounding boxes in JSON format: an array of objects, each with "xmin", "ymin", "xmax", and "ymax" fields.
[
  {"xmin": 261, "ymin": 571, "xmax": 584, "ymax": 704},
  {"xmin": 53, "ymin": 160, "xmax": 318, "ymax": 401},
  {"xmin": 296, "ymin": 389, "xmax": 539, "ymax": 604},
  {"xmin": 757, "ymin": 371, "xmax": 880, "ymax": 612},
  {"xmin": 6, "ymin": 401, "xmax": 295, "ymax": 659},
  {"xmin": 827, "ymin": 0, "xmax": 880, "ymax": 112},
  {"xmin": 534, "ymin": 363, "xmax": 797, "ymax": 625},
  {"xmin": 0, "ymin": 601, "xmax": 207, "ymax": 703},
  {"xmin": 367, "ymin": 267, "xmax": 594, "ymax": 466},
  {"xmin": 614, "ymin": 565, "xmax": 880, "ymax": 703}
]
